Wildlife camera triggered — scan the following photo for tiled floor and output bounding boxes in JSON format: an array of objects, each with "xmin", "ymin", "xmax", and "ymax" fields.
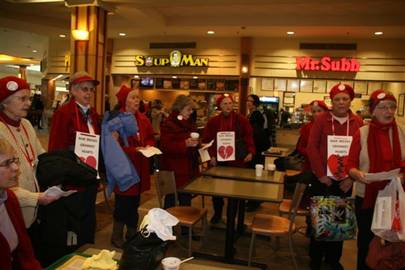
[{"xmin": 37, "ymin": 127, "xmax": 357, "ymax": 270}]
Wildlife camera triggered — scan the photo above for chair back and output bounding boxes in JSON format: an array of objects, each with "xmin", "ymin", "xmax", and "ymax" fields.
[
  {"xmin": 155, "ymin": 170, "xmax": 177, "ymax": 208},
  {"xmin": 287, "ymin": 182, "xmax": 307, "ymax": 232}
]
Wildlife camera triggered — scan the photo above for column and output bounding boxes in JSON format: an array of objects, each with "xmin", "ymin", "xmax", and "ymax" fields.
[
  {"xmin": 18, "ymin": 65, "xmax": 27, "ymax": 80},
  {"xmin": 70, "ymin": 5, "xmax": 107, "ymax": 114},
  {"xmin": 239, "ymin": 37, "xmax": 251, "ymax": 115}
]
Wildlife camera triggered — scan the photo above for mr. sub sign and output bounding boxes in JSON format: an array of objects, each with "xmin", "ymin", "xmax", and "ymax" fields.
[
  {"xmin": 296, "ymin": 56, "xmax": 360, "ymax": 72},
  {"xmin": 135, "ymin": 50, "xmax": 209, "ymax": 67}
]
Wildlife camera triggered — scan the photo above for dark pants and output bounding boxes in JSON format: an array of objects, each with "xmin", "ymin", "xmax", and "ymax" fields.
[
  {"xmin": 309, "ymin": 179, "xmax": 349, "ymax": 270},
  {"xmin": 114, "ymin": 194, "xmax": 141, "ymax": 228},
  {"xmin": 355, "ymin": 197, "xmax": 374, "ymax": 270},
  {"xmin": 212, "ymin": 196, "xmax": 224, "ymax": 219}
]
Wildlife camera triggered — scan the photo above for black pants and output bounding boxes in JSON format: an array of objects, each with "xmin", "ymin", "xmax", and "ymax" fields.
[
  {"xmin": 355, "ymin": 197, "xmax": 374, "ymax": 270},
  {"xmin": 309, "ymin": 179, "xmax": 349, "ymax": 270},
  {"xmin": 114, "ymin": 194, "xmax": 141, "ymax": 228}
]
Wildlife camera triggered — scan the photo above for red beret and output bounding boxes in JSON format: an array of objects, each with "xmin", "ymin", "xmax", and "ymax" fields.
[
  {"xmin": 310, "ymin": 100, "xmax": 329, "ymax": 111},
  {"xmin": 216, "ymin": 94, "xmax": 233, "ymax": 108},
  {"xmin": 70, "ymin": 71, "xmax": 99, "ymax": 86},
  {"xmin": 329, "ymin": 83, "xmax": 355, "ymax": 100},
  {"xmin": 0, "ymin": 76, "xmax": 30, "ymax": 103},
  {"xmin": 116, "ymin": 85, "xmax": 135, "ymax": 107},
  {"xmin": 369, "ymin": 89, "xmax": 396, "ymax": 114}
]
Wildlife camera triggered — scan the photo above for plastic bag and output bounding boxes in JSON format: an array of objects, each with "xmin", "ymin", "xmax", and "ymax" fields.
[{"xmin": 371, "ymin": 177, "xmax": 405, "ymax": 242}]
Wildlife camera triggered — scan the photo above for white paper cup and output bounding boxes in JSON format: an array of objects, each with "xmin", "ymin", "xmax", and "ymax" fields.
[
  {"xmin": 255, "ymin": 164, "xmax": 264, "ymax": 177},
  {"xmin": 162, "ymin": 257, "xmax": 181, "ymax": 270},
  {"xmin": 190, "ymin": 132, "xmax": 200, "ymax": 139},
  {"xmin": 267, "ymin": 163, "xmax": 276, "ymax": 172}
]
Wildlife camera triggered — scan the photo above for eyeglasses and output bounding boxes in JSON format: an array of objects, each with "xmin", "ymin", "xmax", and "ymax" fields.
[
  {"xmin": 79, "ymin": 86, "xmax": 96, "ymax": 93},
  {"xmin": 0, "ymin": 157, "xmax": 20, "ymax": 168},
  {"xmin": 375, "ymin": 104, "xmax": 397, "ymax": 111}
]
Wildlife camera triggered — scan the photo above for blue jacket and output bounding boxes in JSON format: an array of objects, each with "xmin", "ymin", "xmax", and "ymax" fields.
[{"xmin": 101, "ymin": 111, "xmax": 140, "ymax": 195}]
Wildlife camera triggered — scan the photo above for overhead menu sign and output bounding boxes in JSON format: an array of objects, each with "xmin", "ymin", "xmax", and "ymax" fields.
[
  {"xmin": 135, "ymin": 50, "xmax": 209, "ymax": 67},
  {"xmin": 296, "ymin": 56, "xmax": 360, "ymax": 72}
]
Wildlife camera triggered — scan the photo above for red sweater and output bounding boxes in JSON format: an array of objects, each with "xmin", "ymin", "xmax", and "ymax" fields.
[
  {"xmin": 296, "ymin": 121, "xmax": 313, "ymax": 171},
  {"xmin": 49, "ymin": 98, "xmax": 101, "ymax": 151},
  {"xmin": 202, "ymin": 111, "xmax": 255, "ymax": 168},
  {"xmin": 307, "ymin": 111, "xmax": 363, "ymax": 179},
  {"xmin": 114, "ymin": 111, "xmax": 155, "ymax": 196},
  {"xmin": 0, "ymin": 190, "xmax": 41, "ymax": 270}
]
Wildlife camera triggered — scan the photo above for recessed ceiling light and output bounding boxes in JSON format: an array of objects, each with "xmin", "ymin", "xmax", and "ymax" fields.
[
  {"xmin": 32, "ymin": 50, "xmax": 37, "ymax": 53},
  {"xmin": 374, "ymin": 31, "xmax": 383, "ymax": 36},
  {"xmin": 59, "ymin": 34, "xmax": 66, "ymax": 38},
  {"xmin": 172, "ymin": 76, "xmax": 178, "ymax": 79},
  {"xmin": 119, "ymin": 32, "xmax": 126, "ymax": 36},
  {"xmin": 133, "ymin": 75, "xmax": 139, "ymax": 79},
  {"xmin": 207, "ymin": 30, "xmax": 215, "ymax": 35},
  {"xmin": 193, "ymin": 76, "xmax": 198, "ymax": 79},
  {"xmin": 287, "ymin": 31, "xmax": 295, "ymax": 35}
]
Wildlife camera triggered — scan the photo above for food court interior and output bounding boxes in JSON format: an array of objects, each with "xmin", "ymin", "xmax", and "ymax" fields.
[{"xmin": 1, "ymin": 0, "xmax": 405, "ymax": 269}]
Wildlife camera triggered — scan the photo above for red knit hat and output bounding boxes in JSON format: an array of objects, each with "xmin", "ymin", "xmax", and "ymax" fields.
[
  {"xmin": 369, "ymin": 89, "xmax": 397, "ymax": 114},
  {"xmin": 329, "ymin": 83, "xmax": 355, "ymax": 100},
  {"xmin": 0, "ymin": 76, "xmax": 30, "ymax": 103},
  {"xmin": 116, "ymin": 85, "xmax": 135, "ymax": 106},
  {"xmin": 310, "ymin": 100, "xmax": 329, "ymax": 111},
  {"xmin": 216, "ymin": 94, "xmax": 233, "ymax": 108}
]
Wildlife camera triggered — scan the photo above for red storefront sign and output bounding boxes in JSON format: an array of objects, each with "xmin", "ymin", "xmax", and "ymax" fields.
[{"xmin": 296, "ymin": 56, "xmax": 360, "ymax": 72}]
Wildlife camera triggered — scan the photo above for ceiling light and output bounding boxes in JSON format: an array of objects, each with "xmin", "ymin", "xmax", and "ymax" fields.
[
  {"xmin": 207, "ymin": 30, "xmax": 215, "ymax": 35},
  {"xmin": 119, "ymin": 32, "xmax": 126, "ymax": 37},
  {"xmin": 193, "ymin": 76, "xmax": 198, "ymax": 79},
  {"xmin": 374, "ymin": 31, "xmax": 383, "ymax": 36},
  {"xmin": 287, "ymin": 31, "xmax": 295, "ymax": 35},
  {"xmin": 172, "ymin": 76, "xmax": 178, "ymax": 79},
  {"xmin": 241, "ymin": 66, "xmax": 248, "ymax": 73},
  {"xmin": 59, "ymin": 34, "xmax": 66, "ymax": 38},
  {"xmin": 32, "ymin": 50, "xmax": 38, "ymax": 53}
]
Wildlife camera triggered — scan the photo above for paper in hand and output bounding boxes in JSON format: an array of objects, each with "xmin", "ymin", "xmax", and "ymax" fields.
[
  {"xmin": 45, "ymin": 186, "xmax": 77, "ymax": 197},
  {"xmin": 137, "ymin": 146, "xmax": 162, "ymax": 158}
]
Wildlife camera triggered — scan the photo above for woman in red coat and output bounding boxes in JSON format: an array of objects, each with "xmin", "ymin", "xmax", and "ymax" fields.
[
  {"xmin": 347, "ymin": 90, "xmax": 405, "ymax": 270},
  {"xmin": 307, "ymin": 84, "xmax": 363, "ymax": 270},
  {"xmin": 110, "ymin": 85, "xmax": 155, "ymax": 248},
  {"xmin": 160, "ymin": 95, "xmax": 200, "ymax": 209},
  {"xmin": 0, "ymin": 139, "xmax": 41, "ymax": 270}
]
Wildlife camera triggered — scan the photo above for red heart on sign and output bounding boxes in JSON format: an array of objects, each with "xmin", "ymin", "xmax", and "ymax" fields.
[
  {"xmin": 218, "ymin": 146, "xmax": 227, "ymax": 159},
  {"xmin": 327, "ymin": 154, "xmax": 348, "ymax": 180},
  {"xmin": 225, "ymin": 145, "xmax": 233, "ymax": 158},
  {"xmin": 85, "ymin": 155, "xmax": 97, "ymax": 169}
]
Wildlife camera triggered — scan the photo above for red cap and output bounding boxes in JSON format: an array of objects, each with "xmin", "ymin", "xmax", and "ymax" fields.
[
  {"xmin": 369, "ymin": 89, "xmax": 396, "ymax": 114},
  {"xmin": 0, "ymin": 76, "xmax": 30, "ymax": 103},
  {"xmin": 310, "ymin": 100, "xmax": 329, "ymax": 111},
  {"xmin": 70, "ymin": 71, "xmax": 99, "ymax": 86},
  {"xmin": 216, "ymin": 94, "xmax": 233, "ymax": 108},
  {"xmin": 116, "ymin": 85, "xmax": 135, "ymax": 107},
  {"xmin": 329, "ymin": 83, "xmax": 355, "ymax": 100}
]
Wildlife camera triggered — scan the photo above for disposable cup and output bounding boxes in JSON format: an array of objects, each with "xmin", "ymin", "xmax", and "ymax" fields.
[
  {"xmin": 255, "ymin": 164, "xmax": 264, "ymax": 177},
  {"xmin": 190, "ymin": 132, "xmax": 199, "ymax": 139},
  {"xmin": 162, "ymin": 257, "xmax": 181, "ymax": 270},
  {"xmin": 267, "ymin": 163, "xmax": 276, "ymax": 174}
]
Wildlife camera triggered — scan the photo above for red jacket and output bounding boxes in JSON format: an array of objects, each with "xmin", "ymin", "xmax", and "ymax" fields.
[
  {"xmin": 307, "ymin": 111, "xmax": 363, "ymax": 179},
  {"xmin": 160, "ymin": 112, "xmax": 200, "ymax": 188},
  {"xmin": 49, "ymin": 98, "xmax": 101, "ymax": 151},
  {"xmin": 202, "ymin": 111, "xmax": 255, "ymax": 168},
  {"xmin": 115, "ymin": 111, "xmax": 155, "ymax": 196},
  {"xmin": 296, "ymin": 121, "xmax": 313, "ymax": 171},
  {"xmin": 0, "ymin": 190, "xmax": 41, "ymax": 270}
]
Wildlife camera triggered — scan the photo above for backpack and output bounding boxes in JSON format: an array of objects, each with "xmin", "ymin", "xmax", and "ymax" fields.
[{"xmin": 36, "ymin": 150, "xmax": 98, "ymax": 191}]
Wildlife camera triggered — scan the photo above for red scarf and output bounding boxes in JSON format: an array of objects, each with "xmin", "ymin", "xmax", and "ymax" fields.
[{"xmin": 363, "ymin": 119, "xmax": 402, "ymax": 208}]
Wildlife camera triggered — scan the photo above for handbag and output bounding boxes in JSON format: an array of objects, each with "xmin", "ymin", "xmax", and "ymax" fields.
[
  {"xmin": 235, "ymin": 120, "xmax": 248, "ymax": 160},
  {"xmin": 119, "ymin": 228, "xmax": 168, "ymax": 270},
  {"xmin": 366, "ymin": 236, "xmax": 405, "ymax": 270},
  {"xmin": 310, "ymin": 196, "xmax": 357, "ymax": 241}
]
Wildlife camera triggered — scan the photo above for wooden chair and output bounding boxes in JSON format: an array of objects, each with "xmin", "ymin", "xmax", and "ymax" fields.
[
  {"xmin": 155, "ymin": 170, "xmax": 207, "ymax": 256},
  {"xmin": 248, "ymin": 182, "xmax": 307, "ymax": 270}
]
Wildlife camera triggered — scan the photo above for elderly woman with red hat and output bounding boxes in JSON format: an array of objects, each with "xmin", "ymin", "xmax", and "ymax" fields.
[
  {"xmin": 109, "ymin": 85, "xmax": 155, "ymax": 247},
  {"xmin": 347, "ymin": 90, "xmax": 405, "ymax": 270},
  {"xmin": 202, "ymin": 94, "xmax": 255, "ymax": 224},
  {"xmin": 307, "ymin": 83, "xmax": 363, "ymax": 270}
]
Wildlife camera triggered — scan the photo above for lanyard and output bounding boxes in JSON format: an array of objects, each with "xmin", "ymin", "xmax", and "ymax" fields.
[
  {"xmin": 0, "ymin": 119, "xmax": 35, "ymax": 166},
  {"xmin": 330, "ymin": 113, "xmax": 350, "ymax": 136}
]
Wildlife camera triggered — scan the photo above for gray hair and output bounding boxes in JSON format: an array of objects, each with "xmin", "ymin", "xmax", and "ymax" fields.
[{"xmin": 171, "ymin": 95, "xmax": 195, "ymax": 112}]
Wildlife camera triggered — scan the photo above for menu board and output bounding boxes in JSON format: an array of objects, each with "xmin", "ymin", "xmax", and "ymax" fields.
[
  {"xmin": 313, "ymin": 80, "xmax": 327, "ymax": 93},
  {"xmin": 300, "ymin": 79, "xmax": 313, "ymax": 92},
  {"xmin": 274, "ymin": 79, "xmax": 287, "ymax": 91},
  {"xmin": 261, "ymin": 78, "xmax": 274, "ymax": 91}
]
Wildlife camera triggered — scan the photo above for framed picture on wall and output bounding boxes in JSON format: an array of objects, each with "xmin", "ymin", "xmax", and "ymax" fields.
[
  {"xmin": 398, "ymin": 93, "xmax": 405, "ymax": 117},
  {"xmin": 313, "ymin": 80, "xmax": 326, "ymax": 93},
  {"xmin": 283, "ymin": 92, "xmax": 295, "ymax": 106},
  {"xmin": 300, "ymin": 79, "xmax": 313, "ymax": 92},
  {"xmin": 261, "ymin": 78, "xmax": 274, "ymax": 91}
]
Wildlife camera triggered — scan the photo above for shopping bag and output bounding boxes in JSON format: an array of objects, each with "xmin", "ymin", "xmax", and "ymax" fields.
[
  {"xmin": 371, "ymin": 177, "xmax": 405, "ymax": 242},
  {"xmin": 310, "ymin": 196, "xmax": 357, "ymax": 241}
]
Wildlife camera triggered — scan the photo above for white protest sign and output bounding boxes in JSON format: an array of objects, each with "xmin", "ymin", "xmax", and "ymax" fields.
[
  {"xmin": 74, "ymin": 132, "xmax": 100, "ymax": 170},
  {"xmin": 216, "ymin": 131, "xmax": 235, "ymax": 162},
  {"xmin": 327, "ymin": 135, "xmax": 352, "ymax": 180}
]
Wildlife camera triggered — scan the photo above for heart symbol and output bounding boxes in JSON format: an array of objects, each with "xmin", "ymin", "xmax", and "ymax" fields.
[
  {"xmin": 85, "ymin": 155, "xmax": 97, "ymax": 169},
  {"xmin": 218, "ymin": 146, "xmax": 227, "ymax": 159},
  {"xmin": 225, "ymin": 146, "xmax": 233, "ymax": 158},
  {"xmin": 327, "ymin": 154, "xmax": 348, "ymax": 180}
]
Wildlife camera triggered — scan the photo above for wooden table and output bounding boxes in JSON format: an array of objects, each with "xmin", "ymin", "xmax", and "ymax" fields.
[
  {"xmin": 203, "ymin": 166, "xmax": 284, "ymax": 184},
  {"xmin": 180, "ymin": 176, "xmax": 283, "ymax": 269},
  {"xmin": 262, "ymin": 147, "xmax": 291, "ymax": 169}
]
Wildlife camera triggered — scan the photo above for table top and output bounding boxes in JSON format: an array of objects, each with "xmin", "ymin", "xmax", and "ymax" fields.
[
  {"xmin": 262, "ymin": 147, "xmax": 291, "ymax": 157},
  {"xmin": 181, "ymin": 176, "xmax": 284, "ymax": 202},
  {"xmin": 203, "ymin": 166, "xmax": 284, "ymax": 184}
]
